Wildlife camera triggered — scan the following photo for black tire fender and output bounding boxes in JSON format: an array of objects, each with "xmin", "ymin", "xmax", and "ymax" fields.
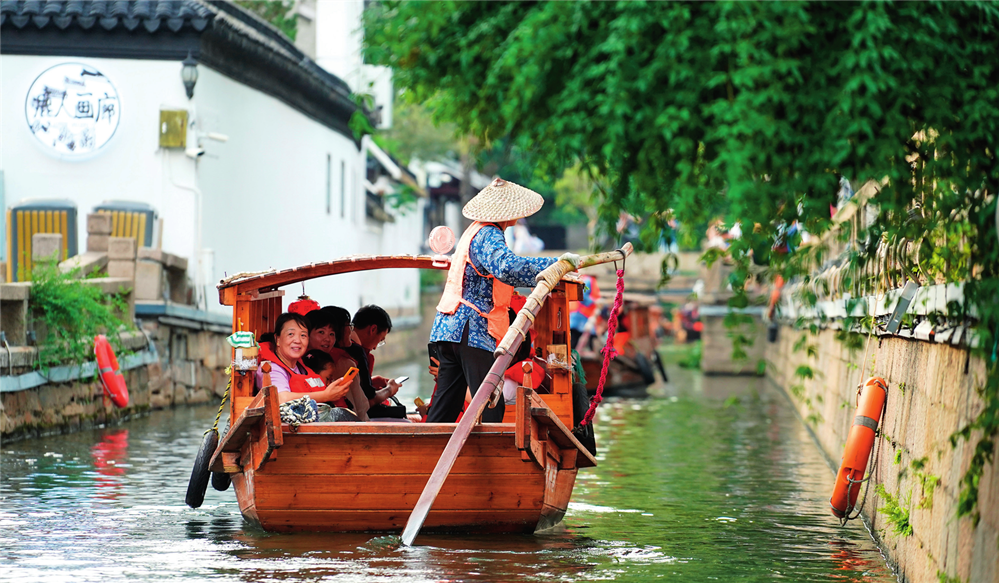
[
  {"xmin": 211, "ymin": 418, "xmax": 231, "ymax": 492},
  {"xmin": 186, "ymin": 430, "xmax": 218, "ymax": 508}
]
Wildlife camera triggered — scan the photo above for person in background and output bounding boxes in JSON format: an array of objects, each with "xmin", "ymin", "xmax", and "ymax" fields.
[
  {"xmin": 319, "ymin": 305, "xmax": 369, "ymax": 420},
  {"xmin": 427, "ymin": 177, "xmax": 580, "ymax": 423},
  {"xmin": 306, "ymin": 309, "xmax": 336, "ymax": 354},
  {"xmin": 256, "ymin": 312, "xmax": 352, "ymax": 405},
  {"xmin": 346, "ymin": 304, "xmax": 403, "ymax": 418},
  {"xmin": 302, "ymin": 349, "xmax": 350, "ymax": 409},
  {"xmin": 569, "ymin": 273, "xmax": 600, "ymax": 351}
]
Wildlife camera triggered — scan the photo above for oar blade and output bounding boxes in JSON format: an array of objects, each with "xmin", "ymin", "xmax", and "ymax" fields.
[{"xmin": 401, "ymin": 379, "xmax": 499, "ymax": 545}]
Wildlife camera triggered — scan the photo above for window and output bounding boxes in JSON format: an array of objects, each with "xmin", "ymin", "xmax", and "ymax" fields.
[
  {"xmin": 325, "ymin": 154, "xmax": 332, "ymax": 215},
  {"xmin": 340, "ymin": 160, "xmax": 346, "ymax": 219}
]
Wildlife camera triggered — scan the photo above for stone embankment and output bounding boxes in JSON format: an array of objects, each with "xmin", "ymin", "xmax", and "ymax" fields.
[
  {"xmin": 768, "ymin": 325, "xmax": 995, "ymax": 583},
  {"xmin": 1, "ymin": 324, "xmax": 231, "ymax": 441}
]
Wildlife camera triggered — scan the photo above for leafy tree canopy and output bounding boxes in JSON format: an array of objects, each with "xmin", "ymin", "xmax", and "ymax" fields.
[
  {"xmin": 365, "ymin": 0, "xmax": 999, "ymax": 525},
  {"xmin": 235, "ymin": 0, "xmax": 297, "ymax": 41}
]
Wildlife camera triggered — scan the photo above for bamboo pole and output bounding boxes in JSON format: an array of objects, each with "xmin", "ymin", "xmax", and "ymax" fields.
[{"xmin": 401, "ymin": 243, "xmax": 632, "ymax": 546}]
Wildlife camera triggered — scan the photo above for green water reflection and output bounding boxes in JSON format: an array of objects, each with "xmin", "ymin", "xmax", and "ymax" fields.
[
  {"xmin": 566, "ymin": 370, "xmax": 894, "ymax": 581},
  {"xmin": 0, "ymin": 363, "xmax": 894, "ymax": 582}
]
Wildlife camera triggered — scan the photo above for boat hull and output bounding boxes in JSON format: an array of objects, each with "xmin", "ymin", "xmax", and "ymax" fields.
[{"xmin": 228, "ymin": 423, "xmax": 577, "ymax": 533}]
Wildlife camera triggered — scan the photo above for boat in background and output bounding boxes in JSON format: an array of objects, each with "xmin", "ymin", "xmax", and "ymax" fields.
[{"xmin": 578, "ymin": 293, "xmax": 665, "ymax": 395}]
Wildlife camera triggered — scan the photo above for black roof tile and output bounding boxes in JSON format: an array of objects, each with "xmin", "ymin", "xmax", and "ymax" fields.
[{"xmin": 0, "ymin": 0, "xmax": 213, "ymax": 30}]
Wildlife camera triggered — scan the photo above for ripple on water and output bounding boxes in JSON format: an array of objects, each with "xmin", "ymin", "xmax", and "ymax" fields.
[{"xmin": 0, "ymin": 369, "xmax": 896, "ymax": 582}]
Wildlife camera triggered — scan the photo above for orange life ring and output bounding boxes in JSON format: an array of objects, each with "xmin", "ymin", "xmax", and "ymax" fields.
[
  {"xmin": 94, "ymin": 335, "xmax": 129, "ymax": 408},
  {"xmin": 830, "ymin": 377, "xmax": 887, "ymax": 518}
]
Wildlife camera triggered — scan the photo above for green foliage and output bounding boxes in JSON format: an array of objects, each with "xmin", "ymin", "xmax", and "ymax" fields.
[
  {"xmin": 420, "ymin": 268, "xmax": 446, "ymax": 291},
  {"xmin": 937, "ymin": 570, "xmax": 965, "ymax": 583},
  {"xmin": 794, "ymin": 365, "xmax": 814, "ymax": 380},
  {"xmin": 912, "ymin": 459, "xmax": 941, "ymax": 510},
  {"xmin": 875, "ymin": 484, "xmax": 913, "ymax": 537},
  {"xmin": 29, "ymin": 261, "xmax": 132, "ymax": 370},
  {"xmin": 678, "ymin": 341, "xmax": 702, "ymax": 370},
  {"xmin": 235, "ymin": 0, "xmax": 297, "ymax": 40},
  {"xmin": 374, "ymin": 100, "xmax": 460, "ymax": 165},
  {"xmin": 366, "ymin": 0, "xmax": 999, "ymax": 523}
]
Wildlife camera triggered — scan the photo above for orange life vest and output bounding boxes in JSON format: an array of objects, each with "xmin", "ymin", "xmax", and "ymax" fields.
[
  {"xmin": 259, "ymin": 342, "xmax": 347, "ymax": 407},
  {"xmin": 571, "ymin": 274, "xmax": 601, "ymax": 320},
  {"xmin": 437, "ymin": 221, "xmax": 514, "ymax": 343}
]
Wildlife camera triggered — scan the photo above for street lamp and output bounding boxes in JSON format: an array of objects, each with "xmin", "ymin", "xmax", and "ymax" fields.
[{"xmin": 181, "ymin": 52, "xmax": 198, "ymax": 99}]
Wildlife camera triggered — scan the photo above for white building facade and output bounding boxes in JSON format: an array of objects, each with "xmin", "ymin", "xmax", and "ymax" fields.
[{"xmin": 0, "ymin": 0, "xmax": 423, "ymax": 321}]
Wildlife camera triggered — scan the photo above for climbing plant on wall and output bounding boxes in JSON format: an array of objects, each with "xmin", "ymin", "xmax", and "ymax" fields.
[{"xmin": 365, "ymin": 0, "xmax": 999, "ymax": 524}]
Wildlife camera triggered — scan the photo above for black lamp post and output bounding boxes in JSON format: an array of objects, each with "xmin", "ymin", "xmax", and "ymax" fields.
[{"xmin": 181, "ymin": 52, "xmax": 198, "ymax": 99}]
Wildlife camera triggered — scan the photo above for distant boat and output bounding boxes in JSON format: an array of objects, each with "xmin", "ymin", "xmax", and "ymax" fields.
[
  {"xmin": 210, "ymin": 255, "xmax": 597, "ymax": 533},
  {"xmin": 578, "ymin": 294, "xmax": 664, "ymax": 395}
]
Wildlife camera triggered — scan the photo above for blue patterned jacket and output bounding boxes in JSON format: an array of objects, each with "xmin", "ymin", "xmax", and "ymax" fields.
[{"xmin": 430, "ymin": 225, "xmax": 557, "ymax": 351}]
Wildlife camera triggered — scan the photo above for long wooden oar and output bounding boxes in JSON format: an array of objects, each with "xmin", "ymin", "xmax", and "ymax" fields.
[{"xmin": 401, "ymin": 243, "xmax": 633, "ymax": 546}]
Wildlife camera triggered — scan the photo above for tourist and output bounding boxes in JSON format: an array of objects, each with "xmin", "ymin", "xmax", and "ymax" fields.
[
  {"xmin": 346, "ymin": 304, "xmax": 405, "ymax": 418},
  {"xmin": 256, "ymin": 312, "xmax": 352, "ymax": 405}
]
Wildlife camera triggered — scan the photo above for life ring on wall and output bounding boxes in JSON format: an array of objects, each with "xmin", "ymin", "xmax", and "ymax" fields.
[
  {"xmin": 94, "ymin": 335, "xmax": 129, "ymax": 408},
  {"xmin": 830, "ymin": 377, "xmax": 888, "ymax": 518}
]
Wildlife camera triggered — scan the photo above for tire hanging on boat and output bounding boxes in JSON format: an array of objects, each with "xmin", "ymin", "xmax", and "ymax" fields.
[
  {"xmin": 211, "ymin": 419, "xmax": 231, "ymax": 492},
  {"xmin": 830, "ymin": 377, "xmax": 888, "ymax": 518},
  {"xmin": 186, "ymin": 429, "xmax": 219, "ymax": 508},
  {"xmin": 94, "ymin": 335, "xmax": 129, "ymax": 408}
]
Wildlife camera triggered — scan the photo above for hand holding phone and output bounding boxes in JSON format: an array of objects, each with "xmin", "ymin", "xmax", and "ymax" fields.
[
  {"xmin": 394, "ymin": 376, "xmax": 410, "ymax": 385},
  {"xmin": 342, "ymin": 366, "xmax": 359, "ymax": 383}
]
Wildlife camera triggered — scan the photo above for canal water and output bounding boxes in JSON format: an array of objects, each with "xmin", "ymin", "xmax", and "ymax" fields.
[{"xmin": 1, "ymin": 359, "xmax": 896, "ymax": 582}]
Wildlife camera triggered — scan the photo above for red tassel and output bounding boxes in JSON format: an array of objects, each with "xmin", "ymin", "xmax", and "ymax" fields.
[{"xmin": 581, "ymin": 268, "xmax": 625, "ymax": 426}]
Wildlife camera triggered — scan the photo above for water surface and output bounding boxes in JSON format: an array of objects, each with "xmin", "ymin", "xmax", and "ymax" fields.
[{"xmin": 0, "ymin": 360, "xmax": 895, "ymax": 582}]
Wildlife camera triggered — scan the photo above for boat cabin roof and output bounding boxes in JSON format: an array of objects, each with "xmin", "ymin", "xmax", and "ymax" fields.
[
  {"xmin": 217, "ymin": 253, "xmax": 584, "ymax": 306},
  {"xmin": 217, "ymin": 254, "xmax": 448, "ymax": 304}
]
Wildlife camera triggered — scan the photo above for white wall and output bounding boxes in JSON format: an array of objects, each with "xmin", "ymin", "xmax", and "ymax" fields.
[
  {"xmin": 315, "ymin": 0, "xmax": 364, "ymax": 90},
  {"xmin": 194, "ymin": 66, "xmax": 421, "ymax": 317},
  {"xmin": 1, "ymin": 54, "xmax": 422, "ymax": 320},
  {"xmin": 0, "ymin": 55, "xmax": 198, "ymax": 262},
  {"xmin": 314, "ymin": 0, "xmax": 393, "ymax": 128}
]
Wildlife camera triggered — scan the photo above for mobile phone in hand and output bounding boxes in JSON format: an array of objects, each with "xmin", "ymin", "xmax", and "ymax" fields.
[
  {"xmin": 394, "ymin": 376, "xmax": 410, "ymax": 384},
  {"xmin": 342, "ymin": 367, "xmax": 359, "ymax": 383},
  {"xmin": 427, "ymin": 342, "xmax": 439, "ymax": 366}
]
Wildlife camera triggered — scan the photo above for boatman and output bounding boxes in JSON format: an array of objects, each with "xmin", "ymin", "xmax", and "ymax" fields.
[{"xmin": 427, "ymin": 178, "xmax": 580, "ymax": 423}]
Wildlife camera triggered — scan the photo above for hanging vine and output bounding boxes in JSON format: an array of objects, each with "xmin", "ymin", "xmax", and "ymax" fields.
[{"xmin": 365, "ymin": 1, "xmax": 999, "ymax": 523}]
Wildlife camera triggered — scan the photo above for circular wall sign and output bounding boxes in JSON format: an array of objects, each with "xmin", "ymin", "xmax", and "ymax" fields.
[{"xmin": 24, "ymin": 63, "xmax": 121, "ymax": 158}]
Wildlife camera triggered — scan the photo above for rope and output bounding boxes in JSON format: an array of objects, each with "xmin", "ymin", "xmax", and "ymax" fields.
[
  {"xmin": 205, "ymin": 369, "xmax": 232, "ymax": 436},
  {"xmin": 580, "ymin": 268, "xmax": 626, "ymax": 426},
  {"xmin": 279, "ymin": 396, "xmax": 318, "ymax": 427}
]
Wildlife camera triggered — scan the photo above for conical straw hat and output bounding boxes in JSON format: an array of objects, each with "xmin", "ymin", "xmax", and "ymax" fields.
[{"xmin": 462, "ymin": 178, "xmax": 544, "ymax": 222}]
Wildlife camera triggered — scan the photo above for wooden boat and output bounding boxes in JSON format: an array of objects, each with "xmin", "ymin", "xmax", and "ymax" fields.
[
  {"xmin": 578, "ymin": 293, "xmax": 664, "ymax": 394},
  {"xmin": 209, "ymin": 255, "xmax": 597, "ymax": 533}
]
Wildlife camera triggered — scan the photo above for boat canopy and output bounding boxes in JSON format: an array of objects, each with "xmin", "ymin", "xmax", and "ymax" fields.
[{"xmin": 217, "ymin": 254, "xmax": 447, "ymax": 304}]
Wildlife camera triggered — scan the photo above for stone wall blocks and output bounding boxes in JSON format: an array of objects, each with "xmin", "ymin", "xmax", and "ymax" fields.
[
  {"xmin": 87, "ymin": 213, "xmax": 113, "ymax": 235},
  {"xmin": 107, "ymin": 237, "xmax": 137, "ymax": 261}
]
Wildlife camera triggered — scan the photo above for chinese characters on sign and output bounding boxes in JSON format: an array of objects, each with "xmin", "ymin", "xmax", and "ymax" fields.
[{"xmin": 24, "ymin": 63, "xmax": 121, "ymax": 157}]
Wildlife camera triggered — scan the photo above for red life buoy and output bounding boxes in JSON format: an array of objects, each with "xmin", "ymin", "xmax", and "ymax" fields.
[
  {"xmin": 830, "ymin": 377, "xmax": 887, "ymax": 518},
  {"xmin": 94, "ymin": 335, "xmax": 129, "ymax": 408}
]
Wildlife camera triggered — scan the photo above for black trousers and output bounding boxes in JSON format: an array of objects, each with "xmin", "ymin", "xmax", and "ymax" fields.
[{"xmin": 427, "ymin": 329, "xmax": 504, "ymax": 423}]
